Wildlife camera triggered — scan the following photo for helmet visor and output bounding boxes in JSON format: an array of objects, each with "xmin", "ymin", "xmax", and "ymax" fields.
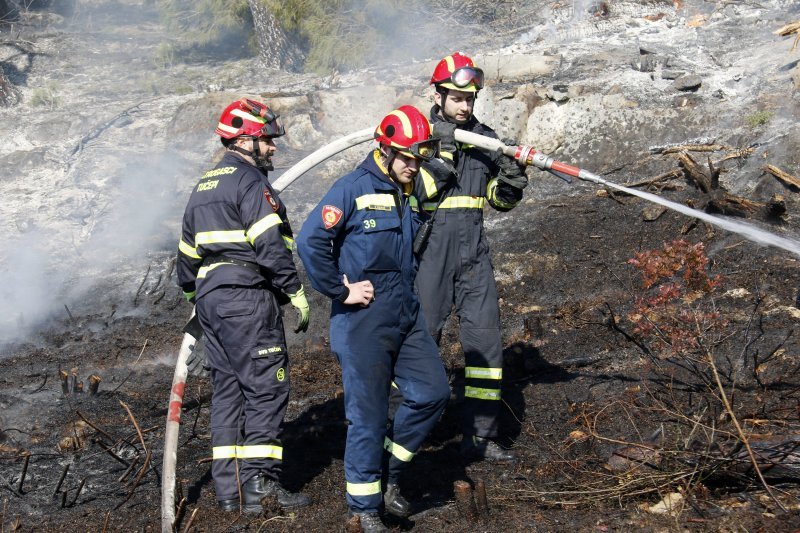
[
  {"xmin": 450, "ymin": 67, "xmax": 484, "ymax": 90},
  {"xmin": 259, "ymin": 116, "xmax": 285, "ymax": 138},
  {"xmin": 241, "ymin": 98, "xmax": 285, "ymax": 138},
  {"xmin": 400, "ymin": 139, "xmax": 440, "ymax": 161}
]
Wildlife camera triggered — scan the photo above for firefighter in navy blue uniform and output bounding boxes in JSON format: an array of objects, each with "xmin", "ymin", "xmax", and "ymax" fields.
[
  {"xmin": 413, "ymin": 53, "xmax": 529, "ymax": 462},
  {"xmin": 176, "ymin": 98, "xmax": 312, "ymax": 513},
  {"xmin": 296, "ymin": 106, "xmax": 450, "ymax": 533}
]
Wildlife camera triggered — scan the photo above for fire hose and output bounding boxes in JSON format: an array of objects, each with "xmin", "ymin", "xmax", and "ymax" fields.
[{"xmin": 161, "ymin": 127, "xmax": 588, "ymax": 531}]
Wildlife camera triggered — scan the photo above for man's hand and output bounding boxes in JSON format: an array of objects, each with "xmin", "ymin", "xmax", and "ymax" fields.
[
  {"xmin": 432, "ymin": 121, "xmax": 457, "ymax": 155},
  {"xmin": 497, "ymin": 153, "xmax": 528, "ymax": 190},
  {"xmin": 288, "ymin": 286, "xmax": 310, "ymax": 333},
  {"xmin": 342, "ymin": 274, "xmax": 374, "ymax": 307}
]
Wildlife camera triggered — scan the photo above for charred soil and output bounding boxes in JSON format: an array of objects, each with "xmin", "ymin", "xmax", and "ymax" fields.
[{"xmin": 2, "ymin": 182, "xmax": 800, "ymax": 532}]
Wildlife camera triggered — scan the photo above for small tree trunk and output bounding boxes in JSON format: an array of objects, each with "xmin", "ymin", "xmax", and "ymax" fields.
[{"xmin": 247, "ymin": 0, "xmax": 304, "ymax": 71}]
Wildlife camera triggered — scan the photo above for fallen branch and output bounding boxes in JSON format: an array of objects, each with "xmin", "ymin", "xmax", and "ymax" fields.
[{"xmin": 764, "ymin": 164, "xmax": 800, "ymax": 189}]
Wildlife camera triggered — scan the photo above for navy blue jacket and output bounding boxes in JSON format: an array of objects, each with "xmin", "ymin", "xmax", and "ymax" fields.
[
  {"xmin": 177, "ymin": 151, "xmax": 302, "ymax": 299},
  {"xmin": 296, "ymin": 151, "xmax": 423, "ymax": 324}
]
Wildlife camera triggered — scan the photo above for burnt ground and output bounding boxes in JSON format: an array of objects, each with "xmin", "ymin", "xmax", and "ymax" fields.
[{"xmin": 2, "ymin": 170, "xmax": 800, "ymax": 532}]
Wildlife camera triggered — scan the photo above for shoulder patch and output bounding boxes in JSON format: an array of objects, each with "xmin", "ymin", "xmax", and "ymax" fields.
[
  {"xmin": 263, "ymin": 188, "xmax": 279, "ymax": 211},
  {"xmin": 322, "ymin": 205, "xmax": 343, "ymax": 229}
]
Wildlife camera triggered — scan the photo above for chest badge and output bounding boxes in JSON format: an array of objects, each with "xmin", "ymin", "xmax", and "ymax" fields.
[
  {"xmin": 322, "ymin": 205, "xmax": 343, "ymax": 229},
  {"xmin": 263, "ymin": 189, "xmax": 279, "ymax": 212}
]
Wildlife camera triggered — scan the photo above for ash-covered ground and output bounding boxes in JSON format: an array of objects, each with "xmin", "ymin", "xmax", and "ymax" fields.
[{"xmin": 1, "ymin": 0, "xmax": 800, "ymax": 531}]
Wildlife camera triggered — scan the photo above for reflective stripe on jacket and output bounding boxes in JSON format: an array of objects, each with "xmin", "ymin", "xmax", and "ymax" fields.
[{"xmin": 177, "ymin": 151, "xmax": 301, "ymax": 299}]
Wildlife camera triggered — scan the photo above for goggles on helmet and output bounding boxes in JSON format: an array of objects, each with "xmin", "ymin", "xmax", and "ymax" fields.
[
  {"xmin": 449, "ymin": 67, "xmax": 484, "ymax": 90},
  {"xmin": 240, "ymin": 97, "xmax": 285, "ymax": 138},
  {"xmin": 397, "ymin": 139, "xmax": 440, "ymax": 161}
]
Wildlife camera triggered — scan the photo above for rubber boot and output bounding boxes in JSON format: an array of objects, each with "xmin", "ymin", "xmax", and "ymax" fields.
[
  {"xmin": 460, "ymin": 435, "xmax": 517, "ymax": 462},
  {"xmin": 347, "ymin": 510, "xmax": 389, "ymax": 533},
  {"xmin": 383, "ymin": 483, "xmax": 411, "ymax": 518}
]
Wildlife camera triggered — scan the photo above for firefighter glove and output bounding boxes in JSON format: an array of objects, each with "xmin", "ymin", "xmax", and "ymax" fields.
[
  {"xmin": 183, "ymin": 289, "xmax": 196, "ymax": 304},
  {"xmin": 288, "ymin": 286, "xmax": 310, "ymax": 333},
  {"xmin": 432, "ymin": 121, "xmax": 457, "ymax": 156},
  {"xmin": 186, "ymin": 338, "xmax": 209, "ymax": 377},
  {"xmin": 497, "ymin": 153, "xmax": 528, "ymax": 190}
]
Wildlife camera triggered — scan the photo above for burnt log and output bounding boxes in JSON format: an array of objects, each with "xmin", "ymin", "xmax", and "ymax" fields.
[
  {"xmin": 0, "ymin": 65, "xmax": 19, "ymax": 107},
  {"xmin": 764, "ymin": 164, "xmax": 800, "ymax": 190},
  {"xmin": 247, "ymin": 0, "xmax": 303, "ymax": 72},
  {"xmin": 705, "ymin": 190, "xmax": 761, "ymax": 218},
  {"xmin": 678, "ymin": 151, "xmax": 718, "ymax": 193}
]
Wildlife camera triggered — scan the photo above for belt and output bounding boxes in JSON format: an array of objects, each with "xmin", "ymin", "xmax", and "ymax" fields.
[{"xmin": 198, "ymin": 255, "xmax": 260, "ymax": 279}]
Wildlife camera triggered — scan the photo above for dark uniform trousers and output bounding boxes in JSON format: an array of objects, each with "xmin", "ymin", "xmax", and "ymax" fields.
[
  {"xmin": 415, "ymin": 208, "xmax": 503, "ymax": 439},
  {"xmin": 196, "ymin": 285, "xmax": 289, "ymax": 502}
]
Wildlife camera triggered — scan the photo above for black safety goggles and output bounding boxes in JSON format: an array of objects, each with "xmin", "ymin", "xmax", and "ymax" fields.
[
  {"xmin": 397, "ymin": 139, "xmax": 440, "ymax": 161},
  {"xmin": 241, "ymin": 98, "xmax": 285, "ymax": 138},
  {"xmin": 449, "ymin": 66, "xmax": 484, "ymax": 90}
]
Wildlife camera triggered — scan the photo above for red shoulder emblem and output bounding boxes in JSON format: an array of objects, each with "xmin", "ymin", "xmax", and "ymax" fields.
[
  {"xmin": 321, "ymin": 205, "xmax": 343, "ymax": 229},
  {"xmin": 263, "ymin": 188, "xmax": 279, "ymax": 212}
]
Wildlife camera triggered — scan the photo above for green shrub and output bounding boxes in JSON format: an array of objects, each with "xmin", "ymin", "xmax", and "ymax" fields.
[
  {"xmin": 745, "ymin": 110, "xmax": 773, "ymax": 128},
  {"xmin": 29, "ymin": 82, "xmax": 61, "ymax": 109}
]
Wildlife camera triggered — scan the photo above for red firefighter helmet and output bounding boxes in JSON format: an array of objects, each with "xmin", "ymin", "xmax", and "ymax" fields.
[
  {"xmin": 429, "ymin": 52, "xmax": 484, "ymax": 92},
  {"xmin": 215, "ymin": 98, "xmax": 285, "ymax": 140},
  {"xmin": 374, "ymin": 105, "xmax": 438, "ymax": 161}
]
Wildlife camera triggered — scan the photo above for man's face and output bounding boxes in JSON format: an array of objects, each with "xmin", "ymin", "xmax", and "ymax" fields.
[
  {"xmin": 390, "ymin": 151, "xmax": 421, "ymax": 185},
  {"xmin": 435, "ymin": 88, "xmax": 475, "ymax": 124}
]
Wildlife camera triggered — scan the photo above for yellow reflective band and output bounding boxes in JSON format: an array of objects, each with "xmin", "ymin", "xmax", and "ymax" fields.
[
  {"xmin": 465, "ymin": 386, "xmax": 501, "ymax": 401},
  {"xmin": 195, "ymin": 229, "xmax": 247, "ymax": 246},
  {"xmin": 179, "ymin": 239, "xmax": 200, "ymax": 259},
  {"xmin": 388, "ymin": 109, "xmax": 412, "ymax": 138},
  {"xmin": 419, "ymin": 167, "xmax": 438, "ymax": 199},
  {"xmin": 409, "ymin": 195, "xmax": 419, "ymax": 212},
  {"xmin": 445, "ymin": 55, "xmax": 456, "ymax": 72},
  {"xmin": 236, "ymin": 444, "xmax": 283, "ymax": 460},
  {"xmin": 346, "ymin": 480, "xmax": 382, "ymax": 497},
  {"xmin": 440, "ymin": 151, "xmax": 454, "ymax": 161},
  {"xmin": 391, "ymin": 381, "xmax": 399, "ymax": 389},
  {"xmin": 217, "ymin": 123, "xmax": 240, "ymax": 135},
  {"xmin": 212, "ymin": 445, "xmax": 237, "ymax": 459},
  {"xmin": 384, "ymin": 437, "xmax": 414, "ymax": 462},
  {"xmin": 465, "ymin": 367, "xmax": 503, "ymax": 380},
  {"xmin": 282, "ymin": 235, "xmax": 294, "ymax": 251},
  {"xmin": 355, "ymin": 194, "xmax": 395, "ymax": 211},
  {"xmin": 423, "ymin": 196, "xmax": 485, "ymax": 210},
  {"xmin": 211, "ymin": 445, "xmax": 283, "ymax": 460},
  {"xmin": 230, "ymin": 107, "xmax": 267, "ymax": 125},
  {"xmin": 197, "ymin": 262, "xmax": 227, "ymax": 279},
  {"xmin": 246, "ymin": 213, "xmax": 282, "ymax": 244}
]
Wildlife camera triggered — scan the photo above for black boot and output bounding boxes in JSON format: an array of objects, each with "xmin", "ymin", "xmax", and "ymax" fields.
[
  {"xmin": 217, "ymin": 473, "xmax": 270, "ymax": 514},
  {"xmin": 383, "ymin": 483, "xmax": 411, "ymax": 518},
  {"xmin": 261, "ymin": 478, "xmax": 312, "ymax": 510},
  {"xmin": 460, "ymin": 435, "xmax": 517, "ymax": 462},
  {"xmin": 347, "ymin": 510, "xmax": 389, "ymax": 533}
]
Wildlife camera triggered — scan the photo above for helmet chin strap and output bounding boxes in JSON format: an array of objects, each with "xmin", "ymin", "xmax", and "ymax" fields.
[
  {"xmin": 230, "ymin": 137, "xmax": 274, "ymax": 171},
  {"xmin": 380, "ymin": 146, "xmax": 399, "ymax": 184}
]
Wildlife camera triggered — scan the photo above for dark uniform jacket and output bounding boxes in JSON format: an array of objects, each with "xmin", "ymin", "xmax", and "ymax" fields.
[
  {"xmin": 414, "ymin": 105, "xmax": 522, "ymax": 211},
  {"xmin": 177, "ymin": 151, "xmax": 302, "ymax": 300},
  {"xmin": 296, "ymin": 150, "xmax": 423, "ymax": 327}
]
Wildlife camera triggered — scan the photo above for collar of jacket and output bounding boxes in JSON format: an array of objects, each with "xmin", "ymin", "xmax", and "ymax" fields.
[{"xmin": 362, "ymin": 149, "xmax": 413, "ymax": 196}]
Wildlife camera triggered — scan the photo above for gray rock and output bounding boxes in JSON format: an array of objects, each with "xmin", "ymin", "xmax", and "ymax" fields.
[{"xmin": 672, "ymin": 75, "xmax": 702, "ymax": 92}]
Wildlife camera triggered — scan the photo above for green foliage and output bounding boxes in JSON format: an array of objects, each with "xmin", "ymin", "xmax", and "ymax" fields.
[
  {"xmin": 153, "ymin": 42, "xmax": 176, "ymax": 70},
  {"xmin": 156, "ymin": 0, "xmax": 251, "ymax": 53},
  {"xmin": 627, "ymin": 240, "xmax": 723, "ymax": 355},
  {"xmin": 745, "ymin": 110, "xmax": 774, "ymax": 128},
  {"xmin": 260, "ymin": 0, "xmax": 421, "ymax": 73},
  {"xmin": 29, "ymin": 82, "xmax": 61, "ymax": 109}
]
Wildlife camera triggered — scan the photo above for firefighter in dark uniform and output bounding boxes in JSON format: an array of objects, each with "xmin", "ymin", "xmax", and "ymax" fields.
[
  {"xmin": 413, "ymin": 53, "xmax": 529, "ymax": 461},
  {"xmin": 177, "ymin": 98, "xmax": 312, "ymax": 513},
  {"xmin": 296, "ymin": 106, "xmax": 451, "ymax": 533}
]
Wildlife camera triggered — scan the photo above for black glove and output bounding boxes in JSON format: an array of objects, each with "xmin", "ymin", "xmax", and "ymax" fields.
[
  {"xmin": 432, "ymin": 121, "xmax": 457, "ymax": 154},
  {"xmin": 424, "ymin": 156, "xmax": 457, "ymax": 185},
  {"xmin": 496, "ymin": 153, "xmax": 528, "ymax": 190},
  {"xmin": 186, "ymin": 338, "xmax": 209, "ymax": 377}
]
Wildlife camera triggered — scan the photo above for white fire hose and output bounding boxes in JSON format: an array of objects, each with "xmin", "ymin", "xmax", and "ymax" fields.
[{"xmin": 161, "ymin": 126, "xmax": 531, "ymax": 531}]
